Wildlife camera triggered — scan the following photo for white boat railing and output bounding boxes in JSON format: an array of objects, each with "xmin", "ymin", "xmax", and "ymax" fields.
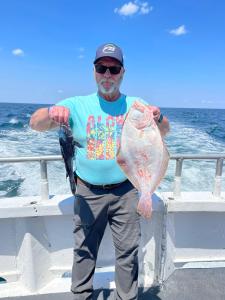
[
  {"xmin": 0, "ymin": 154, "xmax": 224, "ymax": 200},
  {"xmin": 171, "ymin": 154, "xmax": 224, "ymax": 199},
  {"xmin": 0, "ymin": 155, "xmax": 61, "ymax": 201}
]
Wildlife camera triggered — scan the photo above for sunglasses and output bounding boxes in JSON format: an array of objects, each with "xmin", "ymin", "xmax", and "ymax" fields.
[{"xmin": 95, "ymin": 64, "xmax": 122, "ymax": 75}]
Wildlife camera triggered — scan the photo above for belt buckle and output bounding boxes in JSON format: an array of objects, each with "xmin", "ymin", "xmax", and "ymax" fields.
[{"xmin": 102, "ymin": 184, "xmax": 112, "ymax": 190}]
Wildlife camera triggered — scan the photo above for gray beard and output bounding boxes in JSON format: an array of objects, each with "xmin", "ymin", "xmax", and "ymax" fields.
[{"xmin": 97, "ymin": 79, "xmax": 122, "ymax": 96}]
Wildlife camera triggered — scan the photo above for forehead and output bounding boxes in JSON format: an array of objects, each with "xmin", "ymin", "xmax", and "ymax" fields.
[{"xmin": 96, "ymin": 57, "xmax": 121, "ymax": 65}]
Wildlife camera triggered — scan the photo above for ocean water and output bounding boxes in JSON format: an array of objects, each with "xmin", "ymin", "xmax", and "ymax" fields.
[{"xmin": 0, "ymin": 102, "xmax": 225, "ymax": 198}]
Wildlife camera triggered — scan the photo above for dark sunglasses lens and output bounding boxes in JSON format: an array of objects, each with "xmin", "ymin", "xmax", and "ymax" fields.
[
  {"xmin": 95, "ymin": 65, "xmax": 107, "ymax": 74},
  {"xmin": 95, "ymin": 65, "xmax": 121, "ymax": 74},
  {"xmin": 109, "ymin": 66, "xmax": 121, "ymax": 74}
]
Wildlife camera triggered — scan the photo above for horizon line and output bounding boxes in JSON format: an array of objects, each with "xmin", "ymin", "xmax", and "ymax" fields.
[{"xmin": 0, "ymin": 101, "xmax": 225, "ymax": 110}]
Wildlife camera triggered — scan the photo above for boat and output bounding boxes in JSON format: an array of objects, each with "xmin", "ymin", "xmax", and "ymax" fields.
[{"xmin": 0, "ymin": 154, "xmax": 225, "ymax": 299}]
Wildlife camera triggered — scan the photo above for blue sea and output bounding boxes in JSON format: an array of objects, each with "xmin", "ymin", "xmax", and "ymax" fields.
[{"xmin": 0, "ymin": 102, "xmax": 225, "ymax": 198}]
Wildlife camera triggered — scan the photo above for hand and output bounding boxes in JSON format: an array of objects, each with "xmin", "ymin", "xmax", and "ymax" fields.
[
  {"xmin": 149, "ymin": 105, "xmax": 161, "ymax": 122},
  {"xmin": 48, "ymin": 106, "xmax": 70, "ymax": 125}
]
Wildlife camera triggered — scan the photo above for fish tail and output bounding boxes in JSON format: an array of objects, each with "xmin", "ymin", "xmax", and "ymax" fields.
[{"xmin": 137, "ymin": 192, "xmax": 152, "ymax": 219}]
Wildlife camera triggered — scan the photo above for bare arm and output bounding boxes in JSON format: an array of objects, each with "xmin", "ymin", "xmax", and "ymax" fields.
[
  {"xmin": 157, "ymin": 115, "xmax": 170, "ymax": 137},
  {"xmin": 30, "ymin": 106, "xmax": 70, "ymax": 132},
  {"xmin": 30, "ymin": 108, "xmax": 57, "ymax": 131},
  {"xmin": 149, "ymin": 105, "xmax": 170, "ymax": 137}
]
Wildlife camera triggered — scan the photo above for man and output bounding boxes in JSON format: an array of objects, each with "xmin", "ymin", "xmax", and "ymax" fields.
[{"xmin": 30, "ymin": 43, "xmax": 169, "ymax": 300}]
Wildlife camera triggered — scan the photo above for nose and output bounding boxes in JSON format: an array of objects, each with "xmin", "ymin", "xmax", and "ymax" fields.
[{"xmin": 103, "ymin": 68, "xmax": 111, "ymax": 78}]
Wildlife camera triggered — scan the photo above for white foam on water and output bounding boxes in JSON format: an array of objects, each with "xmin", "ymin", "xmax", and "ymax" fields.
[
  {"xmin": 0, "ymin": 126, "xmax": 71, "ymax": 197},
  {"xmin": 9, "ymin": 117, "xmax": 19, "ymax": 124},
  {"xmin": 160, "ymin": 121, "xmax": 225, "ymax": 192}
]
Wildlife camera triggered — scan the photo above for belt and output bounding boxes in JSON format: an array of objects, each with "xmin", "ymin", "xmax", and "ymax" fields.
[{"xmin": 77, "ymin": 176, "xmax": 128, "ymax": 190}]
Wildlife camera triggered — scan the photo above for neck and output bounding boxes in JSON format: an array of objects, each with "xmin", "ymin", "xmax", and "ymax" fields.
[{"xmin": 98, "ymin": 90, "xmax": 121, "ymax": 102}]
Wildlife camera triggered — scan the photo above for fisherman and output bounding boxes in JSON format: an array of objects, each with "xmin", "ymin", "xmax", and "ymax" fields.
[{"xmin": 30, "ymin": 42, "xmax": 170, "ymax": 300}]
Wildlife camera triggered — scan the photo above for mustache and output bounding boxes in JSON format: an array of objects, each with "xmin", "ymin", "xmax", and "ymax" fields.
[{"xmin": 99, "ymin": 79, "xmax": 115, "ymax": 84}]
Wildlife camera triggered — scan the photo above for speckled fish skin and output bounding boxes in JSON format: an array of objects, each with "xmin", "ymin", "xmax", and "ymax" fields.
[
  {"xmin": 116, "ymin": 100, "xmax": 170, "ymax": 218},
  {"xmin": 59, "ymin": 125, "xmax": 76, "ymax": 195}
]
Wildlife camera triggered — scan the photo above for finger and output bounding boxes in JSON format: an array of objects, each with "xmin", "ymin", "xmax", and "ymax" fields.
[
  {"xmin": 153, "ymin": 111, "xmax": 160, "ymax": 118},
  {"xmin": 49, "ymin": 107, "xmax": 59, "ymax": 122},
  {"xmin": 56, "ymin": 107, "xmax": 66, "ymax": 124},
  {"xmin": 152, "ymin": 106, "xmax": 160, "ymax": 115},
  {"xmin": 58, "ymin": 110, "xmax": 65, "ymax": 124},
  {"xmin": 48, "ymin": 107, "xmax": 55, "ymax": 120},
  {"xmin": 153, "ymin": 106, "xmax": 159, "ymax": 112},
  {"xmin": 154, "ymin": 114, "xmax": 160, "ymax": 120},
  {"xmin": 63, "ymin": 109, "xmax": 70, "ymax": 124}
]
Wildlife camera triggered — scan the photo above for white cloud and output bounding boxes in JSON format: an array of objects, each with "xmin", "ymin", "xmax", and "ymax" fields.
[
  {"xmin": 114, "ymin": 1, "xmax": 153, "ymax": 17},
  {"xmin": 78, "ymin": 54, "xmax": 84, "ymax": 59},
  {"xmin": 12, "ymin": 48, "xmax": 24, "ymax": 56},
  {"xmin": 115, "ymin": 2, "xmax": 139, "ymax": 16},
  {"xmin": 169, "ymin": 25, "xmax": 188, "ymax": 36},
  {"xmin": 140, "ymin": 2, "xmax": 152, "ymax": 14},
  {"xmin": 57, "ymin": 89, "xmax": 64, "ymax": 94}
]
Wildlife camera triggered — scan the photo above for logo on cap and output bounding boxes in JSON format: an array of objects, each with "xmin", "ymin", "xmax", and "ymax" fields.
[{"xmin": 102, "ymin": 44, "xmax": 116, "ymax": 53}]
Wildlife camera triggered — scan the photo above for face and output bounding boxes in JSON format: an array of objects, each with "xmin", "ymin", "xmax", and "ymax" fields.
[{"xmin": 94, "ymin": 57, "xmax": 125, "ymax": 97}]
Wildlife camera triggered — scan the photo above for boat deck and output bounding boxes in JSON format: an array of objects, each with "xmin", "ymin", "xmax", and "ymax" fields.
[{"xmin": 1, "ymin": 268, "xmax": 225, "ymax": 300}]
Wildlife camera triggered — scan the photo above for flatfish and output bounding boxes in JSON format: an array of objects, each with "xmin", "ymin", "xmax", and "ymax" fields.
[{"xmin": 116, "ymin": 101, "xmax": 170, "ymax": 218}]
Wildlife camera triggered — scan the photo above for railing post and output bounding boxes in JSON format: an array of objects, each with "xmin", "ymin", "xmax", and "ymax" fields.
[
  {"xmin": 40, "ymin": 160, "xmax": 49, "ymax": 201},
  {"xmin": 213, "ymin": 158, "xmax": 223, "ymax": 198},
  {"xmin": 173, "ymin": 158, "xmax": 183, "ymax": 199}
]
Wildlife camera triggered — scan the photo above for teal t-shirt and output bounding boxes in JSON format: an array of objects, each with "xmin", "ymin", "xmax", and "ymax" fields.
[{"xmin": 57, "ymin": 93, "xmax": 146, "ymax": 185}]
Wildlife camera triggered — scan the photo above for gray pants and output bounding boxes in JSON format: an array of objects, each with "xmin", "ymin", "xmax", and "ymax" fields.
[{"xmin": 71, "ymin": 180, "xmax": 141, "ymax": 300}]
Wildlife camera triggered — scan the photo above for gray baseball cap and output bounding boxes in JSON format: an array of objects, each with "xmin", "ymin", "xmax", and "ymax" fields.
[{"xmin": 94, "ymin": 43, "xmax": 124, "ymax": 66}]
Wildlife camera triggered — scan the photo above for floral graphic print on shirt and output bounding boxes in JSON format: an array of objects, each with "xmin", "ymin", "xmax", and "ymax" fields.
[{"xmin": 86, "ymin": 114, "xmax": 125, "ymax": 160}]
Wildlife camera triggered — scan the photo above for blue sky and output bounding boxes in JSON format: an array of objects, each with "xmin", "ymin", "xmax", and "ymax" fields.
[{"xmin": 0, "ymin": 0, "xmax": 224, "ymax": 108}]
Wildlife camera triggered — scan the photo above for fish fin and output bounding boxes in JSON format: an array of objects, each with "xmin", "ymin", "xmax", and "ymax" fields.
[{"xmin": 137, "ymin": 193, "xmax": 152, "ymax": 219}]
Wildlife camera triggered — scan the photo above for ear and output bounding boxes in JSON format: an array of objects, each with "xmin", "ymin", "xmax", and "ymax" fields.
[
  {"xmin": 93, "ymin": 66, "xmax": 97, "ymax": 79},
  {"xmin": 120, "ymin": 67, "xmax": 125, "ymax": 79}
]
